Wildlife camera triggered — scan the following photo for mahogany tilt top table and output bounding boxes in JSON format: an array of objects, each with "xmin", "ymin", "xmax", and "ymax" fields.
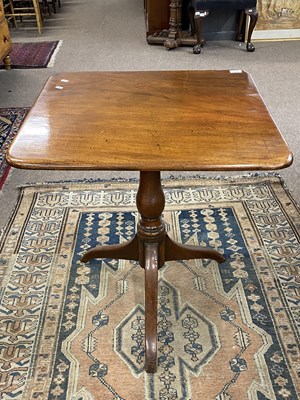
[{"xmin": 7, "ymin": 70, "xmax": 293, "ymax": 373}]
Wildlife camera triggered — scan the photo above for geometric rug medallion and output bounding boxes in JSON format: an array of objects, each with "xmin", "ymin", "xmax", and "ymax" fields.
[{"xmin": 0, "ymin": 175, "xmax": 299, "ymax": 399}]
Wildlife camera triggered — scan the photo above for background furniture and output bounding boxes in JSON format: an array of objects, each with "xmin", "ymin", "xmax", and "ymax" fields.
[
  {"xmin": 0, "ymin": 0, "xmax": 11, "ymax": 69},
  {"xmin": 7, "ymin": 70, "xmax": 293, "ymax": 373},
  {"xmin": 4, "ymin": 0, "xmax": 42, "ymax": 33},
  {"xmin": 192, "ymin": 0, "xmax": 258, "ymax": 54},
  {"xmin": 146, "ymin": 0, "xmax": 258, "ymax": 52}
]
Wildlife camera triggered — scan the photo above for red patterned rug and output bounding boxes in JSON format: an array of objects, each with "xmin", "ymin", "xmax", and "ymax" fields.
[
  {"xmin": 0, "ymin": 108, "xmax": 29, "ymax": 189},
  {"xmin": 0, "ymin": 41, "xmax": 61, "ymax": 69}
]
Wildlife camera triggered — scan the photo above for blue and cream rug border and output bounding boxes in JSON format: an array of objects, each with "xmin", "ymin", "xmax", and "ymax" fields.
[
  {"xmin": 0, "ymin": 175, "xmax": 299, "ymax": 399},
  {"xmin": 0, "ymin": 107, "xmax": 29, "ymax": 188}
]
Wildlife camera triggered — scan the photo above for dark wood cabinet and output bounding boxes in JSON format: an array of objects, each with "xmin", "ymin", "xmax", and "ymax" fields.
[
  {"xmin": 0, "ymin": 0, "xmax": 11, "ymax": 69},
  {"xmin": 144, "ymin": 0, "xmax": 169, "ymax": 35}
]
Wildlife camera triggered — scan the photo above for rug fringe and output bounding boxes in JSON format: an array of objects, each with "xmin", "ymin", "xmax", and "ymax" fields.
[
  {"xmin": 17, "ymin": 172, "xmax": 282, "ymax": 188},
  {"xmin": 17, "ymin": 176, "xmax": 140, "ymax": 188},
  {"xmin": 168, "ymin": 171, "xmax": 282, "ymax": 181},
  {"xmin": 47, "ymin": 40, "xmax": 63, "ymax": 68}
]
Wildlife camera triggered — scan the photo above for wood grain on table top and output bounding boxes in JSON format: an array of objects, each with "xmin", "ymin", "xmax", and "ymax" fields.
[{"xmin": 7, "ymin": 70, "xmax": 293, "ymax": 171}]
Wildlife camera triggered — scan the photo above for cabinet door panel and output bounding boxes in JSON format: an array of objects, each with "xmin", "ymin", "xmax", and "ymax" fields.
[
  {"xmin": 0, "ymin": 19, "xmax": 11, "ymax": 57},
  {"xmin": 145, "ymin": 0, "xmax": 170, "ymax": 35}
]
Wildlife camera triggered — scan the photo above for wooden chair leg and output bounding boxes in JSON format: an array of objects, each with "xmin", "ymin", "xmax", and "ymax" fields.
[
  {"xmin": 5, "ymin": 0, "xmax": 17, "ymax": 28},
  {"xmin": 51, "ymin": 0, "xmax": 56, "ymax": 13},
  {"xmin": 245, "ymin": 8, "xmax": 258, "ymax": 52},
  {"xmin": 188, "ymin": 5, "xmax": 195, "ymax": 35},
  {"xmin": 193, "ymin": 10, "xmax": 208, "ymax": 54},
  {"xmin": 236, "ymin": 9, "xmax": 245, "ymax": 42},
  {"xmin": 193, "ymin": 12, "xmax": 202, "ymax": 54},
  {"xmin": 32, "ymin": 0, "xmax": 42, "ymax": 33}
]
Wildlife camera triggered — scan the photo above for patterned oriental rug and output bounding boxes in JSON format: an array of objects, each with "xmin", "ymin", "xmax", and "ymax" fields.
[
  {"xmin": 0, "ymin": 176, "xmax": 299, "ymax": 400},
  {"xmin": 0, "ymin": 108, "xmax": 29, "ymax": 189},
  {"xmin": 0, "ymin": 41, "xmax": 62, "ymax": 69}
]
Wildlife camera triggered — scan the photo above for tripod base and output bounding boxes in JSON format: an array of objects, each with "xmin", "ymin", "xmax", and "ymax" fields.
[{"xmin": 81, "ymin": 171, "xmax": 225, "ymax": 373}]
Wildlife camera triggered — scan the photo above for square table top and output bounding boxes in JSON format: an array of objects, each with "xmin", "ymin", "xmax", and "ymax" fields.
[{"xmin": 7, "ymin": 70, "xmax": 292, "ymax": 172}]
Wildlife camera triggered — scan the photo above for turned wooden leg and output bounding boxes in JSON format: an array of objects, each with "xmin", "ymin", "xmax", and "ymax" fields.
[
  {"xmin": 193, "ymin": 10, "xmax": 208, "ymax": 54},
  {"xmin": 236, "ymin": 9, "xmax": 246, "ymax": 42},
  {"xmin": 4, "ymin": 55, "xmax": 12, "ymax": 70},
  {"xmin": 136, "ymin": 171, "xmax": 166, "ymax": 268},
  {"xmin": 245, "ymin": 8, "xmax": 258, "ymax": 52},
  {"xmin": 188, "ymin": 5, "xmax": 195, "ymax": 36},
  {"xmin": 193, "ymin": 12, "xmax": 202, "ymax": 54},
  {"xmin": 163, "ymin": 0, "xmax": 182, "ymax": 50},
  {"xmin": 33, "ymin": 0, "xmax": 43, "ymax": 33}
]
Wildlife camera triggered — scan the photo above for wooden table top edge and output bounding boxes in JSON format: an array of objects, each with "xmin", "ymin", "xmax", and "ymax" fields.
[
  {"xmin": 6, "ymin": 145, "xmax": 293, "ymax": 173},
  {"xmin": 5, "ymin": 156, "xmax": 293, "ymax": 171},
  {"xmin": 6, "ymin": 69, "xmax": 294, "ymax": 172}
]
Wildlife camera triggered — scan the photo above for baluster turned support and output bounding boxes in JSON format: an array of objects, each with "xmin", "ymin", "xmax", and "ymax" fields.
[
  {"xmin": 81, "ymin": 170, "xmax": 225, "ymax": 373},
  {"xmin": 164, "ymin": 0, "xmax": 182, "ymax": 50}
]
